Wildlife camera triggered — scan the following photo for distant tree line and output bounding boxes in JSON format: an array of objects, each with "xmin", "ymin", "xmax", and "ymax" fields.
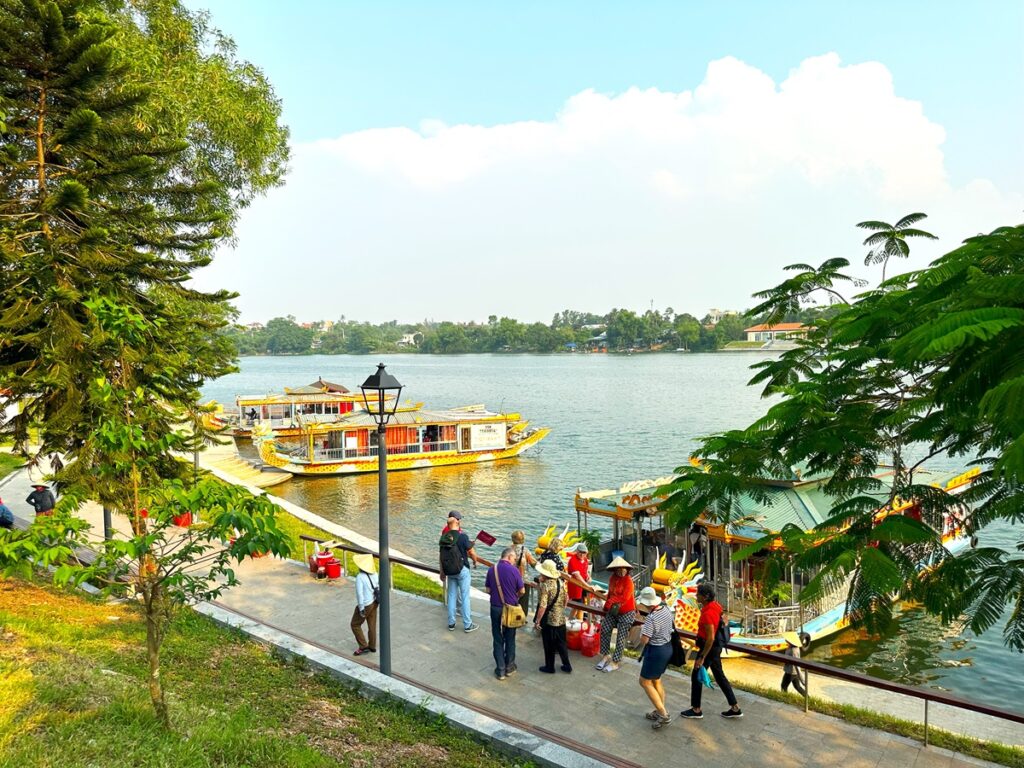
[{"xmin": 225, "ymin": 305, "xmax": 840, "ymax": 356}]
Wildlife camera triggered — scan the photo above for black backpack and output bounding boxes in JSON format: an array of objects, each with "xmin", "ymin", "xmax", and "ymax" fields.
[
  {"xmin": 715, "ymin": 614, "xmax": 731, "ymax": 648},
  {"xmin": 439, "ymin": 531, "xmax": 464, "ymax": 576}
]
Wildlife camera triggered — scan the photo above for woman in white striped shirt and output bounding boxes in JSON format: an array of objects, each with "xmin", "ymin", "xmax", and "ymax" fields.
[{"xmin": 637, "ymin": 586, "xmax": 675, "ymax": 729}]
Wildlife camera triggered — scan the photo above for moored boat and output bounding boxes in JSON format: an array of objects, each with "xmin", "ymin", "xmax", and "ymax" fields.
[
  {"xmin": 255, "ymin": 403, "xmax": 549, "ymax": 476},
  {"xmin": 574, "ymin": 466, "xmax": 978, "ymax": 654}
]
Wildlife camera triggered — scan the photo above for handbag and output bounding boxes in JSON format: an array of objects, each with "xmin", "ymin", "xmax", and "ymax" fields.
[
  {"xmin": 669, "ymin": 630, "xmax": 687, "ymax": 667},
  {"xmin": 495, "ymin": 564, "xmax": 526, "ymax": 629}
]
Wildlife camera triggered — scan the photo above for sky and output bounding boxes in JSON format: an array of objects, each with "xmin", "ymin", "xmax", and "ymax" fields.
[{"xmin": 187, "ymin": 1, "xmax": 1024, "ymax": 324}]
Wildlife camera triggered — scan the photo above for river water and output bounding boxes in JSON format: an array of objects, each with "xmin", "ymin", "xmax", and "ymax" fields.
[{"xmin": 202, "ymin": 353, "xmax": 1022, "ymax": 711}]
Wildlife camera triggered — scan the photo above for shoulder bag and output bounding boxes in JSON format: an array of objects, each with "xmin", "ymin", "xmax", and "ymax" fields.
[{"xmin": 495, "ymin": 564, "xmax": 527, "ymax": 629}]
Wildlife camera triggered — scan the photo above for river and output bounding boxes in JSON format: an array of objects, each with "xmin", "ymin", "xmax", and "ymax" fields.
[{"xmin": 201, "ymin": 353, "xmax": 1022, "ymax": 711}]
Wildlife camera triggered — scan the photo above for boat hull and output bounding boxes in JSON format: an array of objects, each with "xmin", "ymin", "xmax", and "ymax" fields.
[{"xmin": 257, "ymin": 428, "xmax": 550, "ymax": 476}]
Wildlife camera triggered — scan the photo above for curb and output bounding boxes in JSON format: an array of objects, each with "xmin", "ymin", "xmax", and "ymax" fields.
[{"xmin": 195, "ymin": 601, "xmax": 613, "ymax": 768}]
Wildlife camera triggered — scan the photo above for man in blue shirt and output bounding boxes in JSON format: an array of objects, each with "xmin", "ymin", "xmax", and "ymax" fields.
[
  {"xmin": 485, "ymin": 546, "xmax": 525, "ymax": 680},
  {"xmin": 0, "ymin": 496, "xmax": 13, "ymax": 529},
  {"xmin": 439, "ymin": 514, "xmax": 484, "ymax": 633}
]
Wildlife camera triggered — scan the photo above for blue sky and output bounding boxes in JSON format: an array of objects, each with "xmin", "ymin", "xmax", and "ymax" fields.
[{"xmin": 189, "ymin": 1, "xmax": 1023, "ymax": 322}]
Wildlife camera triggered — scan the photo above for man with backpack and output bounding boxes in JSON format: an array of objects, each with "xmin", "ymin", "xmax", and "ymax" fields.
[
  {"xmin": 26, "ymin": 484, "xmax": 55, "ymax": 517},
  {"xmin": 350, "ymin": 553, "xmax": 379, "ymax": 656},
  {"xmin": 680, "ymin": 582, "xmax": 742, "ymax": 720},
  {"xmin": 439, "ymin": 513, "xmax": 483, "ymax": 633}
]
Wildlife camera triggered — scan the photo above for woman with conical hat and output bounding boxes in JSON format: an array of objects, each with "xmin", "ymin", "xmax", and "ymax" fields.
[
  {"xmin": 350, "ymin": 553, "xmax": 379, "ymax": 657},
  {"xmin": 594, "ymin": 556, "xmax": 636, "ymax": 673}
]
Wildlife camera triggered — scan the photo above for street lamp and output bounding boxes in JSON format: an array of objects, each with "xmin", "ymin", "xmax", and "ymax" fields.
[{"xmin": 360, "ymin": 363, "xmax": 403, "ymax": 676}]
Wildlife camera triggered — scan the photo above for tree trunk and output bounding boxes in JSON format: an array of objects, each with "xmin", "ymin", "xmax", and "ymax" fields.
[
  {"xmin": 35, "ymin": 86, "xmax": 50, "ymax": 239},
  {"xmin": 144, "ymin": 583, "xmax": 170, "ymax": 728}
]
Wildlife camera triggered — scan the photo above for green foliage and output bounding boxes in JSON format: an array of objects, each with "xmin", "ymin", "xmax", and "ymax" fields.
[{"xmin": 661, "ymin": 220, "xmax": 1024, "ymax": 649}]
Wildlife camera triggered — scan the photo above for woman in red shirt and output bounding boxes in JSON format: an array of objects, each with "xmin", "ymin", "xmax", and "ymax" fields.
[{"xmin": 594, "ymin": 556, "xmax": 636, "ymax": 672}]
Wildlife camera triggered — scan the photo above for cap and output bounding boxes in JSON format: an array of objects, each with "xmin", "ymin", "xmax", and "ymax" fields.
[{"xmin": 447, "ymin": 510, "xmax": 463, "ymax": 520}]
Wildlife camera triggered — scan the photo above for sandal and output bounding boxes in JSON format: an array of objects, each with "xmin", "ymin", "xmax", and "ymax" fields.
[
  {"xmin": 594, "ymin": 659, "xmax": 608, "ymax": 671},
  {"xmin": 602, "ymin": 662, "xmax": 620, "ymax": 672}
]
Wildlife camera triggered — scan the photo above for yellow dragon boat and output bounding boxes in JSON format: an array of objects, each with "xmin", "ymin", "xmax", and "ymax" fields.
[{"xmin": 254, "ymin": 403, "xmax": 549, "ymax": 476}]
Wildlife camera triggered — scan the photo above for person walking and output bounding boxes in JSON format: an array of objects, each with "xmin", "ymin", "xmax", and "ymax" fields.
[
  {"xmin": 533, "ymin": 559, "xmax": 571, "ymax": 673},
  {"xmin": 485, "ymin": 546, "xmax": 525, "ymax": 680},
  {"xmin": 594, "ymin": 556, "xmax": 636, "ymax": 673},
  {"xmin": 26, "ymin": 484, "xmax": 55, "ymax": 517},
  {"xmin": 681, "ymin": 582, "xmax": 742, "ymax": 720},
  {"xmin": 636, "ymin": 586, "xmax": 675, "ymax": 729},
  {"xmin": 439, "ymin": 513, "xmax": 483, "ymax": 633},
  {"xmin": 781, "ymin": 631, "xmax": 810, "ymax": 695},
  {"xmin": 350, "ymin": 553, "xmax": 379, "ymax": 656},
  {"xmin": 565, "ymin": 542, "xmax": 593, "ymax": 620}
]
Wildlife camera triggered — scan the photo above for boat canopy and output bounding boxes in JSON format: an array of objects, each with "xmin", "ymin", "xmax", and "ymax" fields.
[{"xmin": 303, "ymin": 407, "xmax": 521, "ymax": 433}]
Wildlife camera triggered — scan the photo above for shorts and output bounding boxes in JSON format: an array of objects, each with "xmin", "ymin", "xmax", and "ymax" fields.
[{"xmin": 640, "ymin": 641, "xmax": 672, "ymax": 680}]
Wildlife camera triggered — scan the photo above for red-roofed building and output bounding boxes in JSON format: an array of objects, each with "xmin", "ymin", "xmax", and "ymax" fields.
[{"xmin": 744, "ymin": 322, "xmax": 809, "ymax": 342}]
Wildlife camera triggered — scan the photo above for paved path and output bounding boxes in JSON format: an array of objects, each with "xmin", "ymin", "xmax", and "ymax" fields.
[{"xmin": 215, "ymin": 555, "xmax": 1020, "ymax": 768}]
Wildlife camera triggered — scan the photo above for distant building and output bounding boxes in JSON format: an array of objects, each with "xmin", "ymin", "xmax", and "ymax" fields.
[
  {"xmin": 704, "ymin": 308, "xmax": 738, "ymax": 326},
  {"xmin": 397, "ymin": 332, "xmax": 419, "ymax": 347},
  {"xmin": 744, "ymin": 322, "xmax": 810, "ymax": 342},
  {"xmin": 245, "ymin": 321, "xmax": 264, "ymax": 332}
]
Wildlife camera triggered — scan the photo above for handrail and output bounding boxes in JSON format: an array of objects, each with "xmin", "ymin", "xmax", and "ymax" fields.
[{"xmin": 301, "ymin": 534, "xmax": 1024, "ymax": 741}]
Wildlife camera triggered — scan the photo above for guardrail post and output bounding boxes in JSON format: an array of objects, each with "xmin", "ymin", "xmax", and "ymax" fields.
[
  {"xmin": 924, "ymin": 700, "xmax": 929, "ymax": 747},
  {"xmin": 804, "ymin": 669, "xmax": 809, "ymax": 713}
]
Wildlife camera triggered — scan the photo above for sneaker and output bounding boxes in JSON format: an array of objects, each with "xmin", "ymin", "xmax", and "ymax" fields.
[
  {"xmin": 448, "ymin": 623, "xmax": 456, "ymax": 631},
  {"xmin": 645, "ymin": 710, "xmax": 661, "ymax": 721},
  {"xmin": 495, "ymin": 671, "xmax": 507, "ymax": 681},
  {"xmin": 560, "ymin": 664, "xmax": 573, "ymax": 673},
  {"xmin": 652, "ymin": 714, "xmax": 674, "ymax": 730},
  {"xmin": 464, "ymin": 623, "xmax": 479, "ymax": 633},
  {"xmin": 538, "ymin": 666, "xmax": 556, "ymax": 674},
  {"xmin": 506, "ymin": 663, "xmax": 518, "ymax": 675},
  {"xmin": 721, "ymin": 708, "xmax": 743, "ymax": 719},
  {"xmin": 680, "ymin": 708, "xmax": 704, "ymax": 719}
]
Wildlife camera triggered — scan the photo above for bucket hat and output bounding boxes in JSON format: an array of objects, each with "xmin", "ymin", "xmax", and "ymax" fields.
[
  {"xmin": 535, "ymin": 559, "xmax": 561, "ymax": 580},
  {"xmin": 637, "ymin": 586, "xmax": 662, "ymax": 607}
]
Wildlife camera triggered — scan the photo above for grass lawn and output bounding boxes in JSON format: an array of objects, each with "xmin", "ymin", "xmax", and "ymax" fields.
[
  {"xmin": 0, "ymin": 577, "xmax": 526, "ymax": 768},
  {"xmin": 0, "ymin": 451, "xmax": 24, "ymax": 482}
]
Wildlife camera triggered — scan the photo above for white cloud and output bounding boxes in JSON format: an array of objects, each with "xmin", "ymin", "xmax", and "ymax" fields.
[{"xmin": 195, "ymin": 53, "xmax": 1022, "ymax": 323}]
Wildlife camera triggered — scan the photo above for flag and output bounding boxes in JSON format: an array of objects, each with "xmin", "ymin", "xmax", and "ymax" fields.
[{"xmin": 475, "ymin": 530, "xmax": 496, "ymax": 546}]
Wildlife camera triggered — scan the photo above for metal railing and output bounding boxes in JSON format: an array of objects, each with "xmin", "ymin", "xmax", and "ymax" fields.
[
  {"xmin": 312, "ymin": 440, "xmax": 458, "ymax": 461},
  {"xmin": 299, "ymin": 534, "xmax": 1024, "ymax": 748}
]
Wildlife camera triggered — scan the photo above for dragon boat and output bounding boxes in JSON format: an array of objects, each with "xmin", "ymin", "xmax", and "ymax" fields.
[{"xmin": 574, "ymin": 466, "xmax": 979, "ymax": 654}]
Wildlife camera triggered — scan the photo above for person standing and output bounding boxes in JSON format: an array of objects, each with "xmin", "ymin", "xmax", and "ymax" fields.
[
  {"xmin": 681, "ymin": 582, "xmax": 742, "ymax": 720},
  {"xmin": 595, "ymin": 556, "xmax": 636, "ymax": 673},
  {"xmin": 439, "ymin": 513, "xmax": 482, "ymax": 633},
  {"xmin": 539, "ymin": 537, "xmax": 565, "ymax": 571},
  {"xmin": 510, "ymin": 530, "xmax": 537, "ymax": 616},
  {"xmin": 533, "ymin": 559, "xmax": 571, "ymax": 673},
  {"xmin": 566, "ymin": 542, "xmax": 593, "ymax": 620},
  {"xmin": 636, "ymin": 587, "xmax": 675, "ymax": 729},
  {"xmin": 26, "ymin": 484, "xmax": 55, "ymax": 517},
  {"xmin": 485, "ymin": 546, "xmax": 525, "ymax": 680},
  {"xmin": 350, "ymin": 553, "xmax": 379, "ymax": 656},
  {"xmin": 781, "ymin": 631, "xmax": 810, "ymax": 695}
]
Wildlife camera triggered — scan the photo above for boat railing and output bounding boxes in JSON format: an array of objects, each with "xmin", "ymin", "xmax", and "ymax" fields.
[
  {"xmin": 744, "ymin": 603, "xmax": 820, "ymax": 636},
  {"xmin": 312, "ymin": 440, "xmax": 458, "ymax": 461},
  {"xmin": 300, "ymin": 534, "xmax": 1024, "ymax": 748}
]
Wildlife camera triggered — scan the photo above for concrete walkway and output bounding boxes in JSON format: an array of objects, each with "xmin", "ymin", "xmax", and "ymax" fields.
[{"xmin": 214, "ymin": 555, "xmax": 1020, "ymax": 768}]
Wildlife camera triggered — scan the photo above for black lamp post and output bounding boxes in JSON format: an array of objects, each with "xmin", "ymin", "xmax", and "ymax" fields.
[{"xmin": 360, "ymin": 363, "xmax": 403, "ymax": 676}]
